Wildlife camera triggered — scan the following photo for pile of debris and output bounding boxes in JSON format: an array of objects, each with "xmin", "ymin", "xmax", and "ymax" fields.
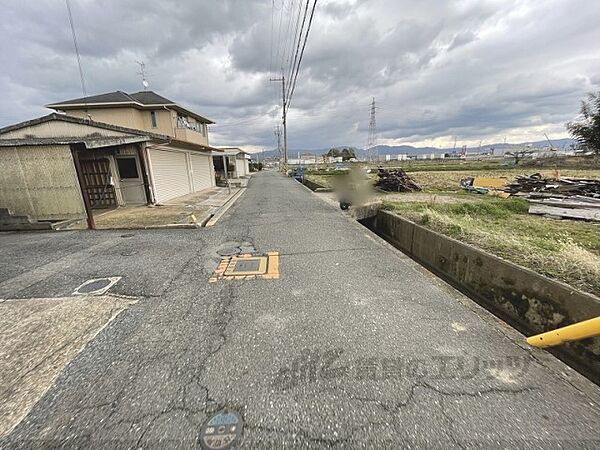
[
  {"xmin": 504, "ymin": 173, "xmax": 600, "ymax": 221},
  {"xmin": 375, "ymin": 168, "xmax": 421, "ymax": 192},
  {"xmin": 504, "ymin": 173, "xmax": 600, "ymax": 198}
]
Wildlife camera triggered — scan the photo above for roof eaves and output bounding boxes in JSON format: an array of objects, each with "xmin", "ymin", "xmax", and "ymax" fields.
[{"xmin": 0, "ymin": 113, "xmax": 170, "ymax": 142}]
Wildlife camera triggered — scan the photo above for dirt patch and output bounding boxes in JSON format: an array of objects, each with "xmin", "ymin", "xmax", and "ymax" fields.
[
  {"xmin": 0, "ymin": 295, "xmax": 135, "ymax": 437},
  {"xmin": 94, "ymin": 205, "xmax": 210, "ymax": 229},
  {"xmin": 377, "ymin": 192, "xmax": 483, "ymax": 204}
]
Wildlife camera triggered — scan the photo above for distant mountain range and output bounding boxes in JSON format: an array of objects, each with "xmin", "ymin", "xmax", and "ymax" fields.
[{"xmin": 251, "ymin": 138, "xmax": 576, "ymax": 159}]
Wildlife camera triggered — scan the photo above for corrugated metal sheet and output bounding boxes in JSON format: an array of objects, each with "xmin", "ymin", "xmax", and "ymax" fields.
[
  {"xmin": 0, "ymin": 145, "xmax": 86, "ymax": 220},
  {"xmin": 190, "ymin": 154, "xmax": 211, "ymax": 192},
  {"xmin": 149, "ymin": 148, "xmax": 190, "ymax": 203}
]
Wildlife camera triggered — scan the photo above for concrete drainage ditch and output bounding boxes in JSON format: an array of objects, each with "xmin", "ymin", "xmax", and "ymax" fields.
[{"xmin": 354, "ymin": 206, "xmax": 600, "ymax": 385}]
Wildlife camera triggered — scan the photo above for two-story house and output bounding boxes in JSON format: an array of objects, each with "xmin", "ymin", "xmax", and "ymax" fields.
[
  {"xmin": 0, "ymin": 90, "xmax": 221, "ymax": 228},
  {"xmin": 46, "ymin": 90, "xmax": 218, "ymax": 204}
]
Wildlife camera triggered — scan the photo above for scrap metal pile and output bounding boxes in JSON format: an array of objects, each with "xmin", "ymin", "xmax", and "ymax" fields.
[{"xmin": 375, "ymin": 168, "xmax": 421, "ymax": 192}]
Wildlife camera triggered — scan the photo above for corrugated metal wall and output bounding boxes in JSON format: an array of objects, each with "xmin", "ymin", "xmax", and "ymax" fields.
[{"xmin": 0, "ymin": 145, "xmax": 86, "ymax": 220}]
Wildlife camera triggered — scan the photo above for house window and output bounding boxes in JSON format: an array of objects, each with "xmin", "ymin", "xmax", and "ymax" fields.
[
  {"xmin": 117, "ymin": 158, "xmax": 139, "ymax": 179},
  {"xmin": 150, "ymin": 111, "xmax": 157, "ymax": 128}
]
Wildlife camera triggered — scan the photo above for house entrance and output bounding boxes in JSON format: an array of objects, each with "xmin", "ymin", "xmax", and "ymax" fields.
[{"xmin": 80, "ymin": 158, "xmax": 117, "ymax": 208}]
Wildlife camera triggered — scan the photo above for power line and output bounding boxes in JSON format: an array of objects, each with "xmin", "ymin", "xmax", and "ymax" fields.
[
  {"xmin": 268, "ymin": 0, "xmax": 318, "ymax": 166},
  {"xmin": 285, "ymin": 0, "xmax": 310, "ymax": 98},
  {"xmin": 286, "ymin": 0, "xmax": 317, "ymax": 109},
  {"xmin": 274, "ymin": 0, "xmax": 286, "ymax": 72},
  {"xmin": 211, "ymin": 115, "xmax": 269, "ymax": 129},
  {"xmin": 284, "ymin": 0, "xmax": 304, "ymax": 82},
  {"xmin": 281, "ymin": 0, "xmax": 298, "ymax": 71},
  {"xmin": 65, "ymin": 0, "xmax": 87, "ymax": 100},
  {"xmin": 269, "ymin": 0, "xmax": 275, "ymax": 80}
]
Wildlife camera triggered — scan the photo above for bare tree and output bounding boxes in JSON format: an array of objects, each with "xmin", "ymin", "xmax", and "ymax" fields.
[
  {"xmin": 506, "ymin": 148, "xmax": 535, "ymax": 165},
  {"xmin": 566, "ymin": 91, "xmax": 600, "ymax": 155}
]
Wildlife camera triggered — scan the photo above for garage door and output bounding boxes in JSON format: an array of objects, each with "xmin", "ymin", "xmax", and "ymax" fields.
[
  {"xmin": 190, "ymin": 154, "xmax": 212, "ymax": 192},
  {"xmin": 235, "ymin": 158, "xmax": 246, "ymax": 178},
  {"xmin": 149, "ymin": 149, "xmax": 191, "ymax": 203}
]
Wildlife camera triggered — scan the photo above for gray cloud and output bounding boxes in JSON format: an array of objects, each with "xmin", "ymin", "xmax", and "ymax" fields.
[{"xmin": 1, "ymin": 0, "xmax": 599, "ymax": 151}]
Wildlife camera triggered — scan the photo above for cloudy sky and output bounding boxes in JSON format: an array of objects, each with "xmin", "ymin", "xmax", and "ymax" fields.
[{"xmin": 1, "ymin": 0, "xmax": 599, "ymax": 152}]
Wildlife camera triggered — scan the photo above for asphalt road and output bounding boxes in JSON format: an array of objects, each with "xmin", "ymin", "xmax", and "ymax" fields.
[{"xmin": 1, "ymin": 171, "xmax": 599, "ymax": 448}]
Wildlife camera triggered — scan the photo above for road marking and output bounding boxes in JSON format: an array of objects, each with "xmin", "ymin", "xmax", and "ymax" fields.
[{"xmin": 209, "ymin": 252, "xmax": 279, "ymax": 282}]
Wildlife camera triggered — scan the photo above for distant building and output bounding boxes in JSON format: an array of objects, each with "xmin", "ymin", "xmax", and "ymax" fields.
[{"xmin": 213, "ymin": 147, "xmax": 250, "ymax": 179}]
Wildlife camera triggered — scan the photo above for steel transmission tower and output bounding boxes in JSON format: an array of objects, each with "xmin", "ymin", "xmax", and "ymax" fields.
[{"xmin": 367, "ymin": 97, "xmax": 377, "ymax": 162}]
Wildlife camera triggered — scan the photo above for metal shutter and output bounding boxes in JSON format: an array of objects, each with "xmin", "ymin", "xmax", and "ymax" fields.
[
  {"xmin": 235, "ymin": 158, "xmax": 246, "ymax": 177},
  {"xmin": 149, "ymin": 149, "xmax": 191, "ymax": 203},
  {"xmin": 190, "ymin": 154, "xmax": 212, "ymax": 192}
]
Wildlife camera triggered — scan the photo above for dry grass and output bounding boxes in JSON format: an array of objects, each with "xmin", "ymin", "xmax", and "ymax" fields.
[
  {"xmin": 307, "ymin": 162, "xmax": 600, "ymax": 294},
  {"xmin": 94, "ymin": 205, "xmax": 209, "ymax": 229},
  {"xmin": 307, "ymin": 168, "xmax": 600, "ymax": 193},
  {"xmin": 384, "ymin": 198, "xmax": 600, "ymax": 295}
]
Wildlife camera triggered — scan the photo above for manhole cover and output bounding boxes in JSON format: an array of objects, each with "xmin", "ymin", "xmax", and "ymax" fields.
[
  {"xmin": 199, "ymin": 411, "xmax": 243, "ymax": 450},
  {"xmin": 227, "ymin": 258, "xmax": 262, "ymax": 274},
  {"xmin": 78, "ymin": 279, "xmax": 111, "ymax": 293},
  {"xmin": 209, "ymin": 252, "xmax": 279, "ymax": 282},
  {"xmin": 73, "ymin": 277, "xmax": 121, "ymax": 296},
  {"xmin": 217, "ymin": 248, "xmax": 241, "ymax": 257}
]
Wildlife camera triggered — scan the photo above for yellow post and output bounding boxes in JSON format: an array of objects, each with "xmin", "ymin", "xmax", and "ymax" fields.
[{"xmin": 526, "ymin": 316, "xmax": 600, "ymax": 348}]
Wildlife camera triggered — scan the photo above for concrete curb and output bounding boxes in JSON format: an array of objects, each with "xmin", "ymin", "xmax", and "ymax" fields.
[
  {"xmin": 363, "ymin": 210, "xmax": 600, "ymax": 384},
  {"xmin": 96, "ymin": 223, "xmax": 201, "ymax": 230},
  {"xmin": 302, "ymin": 178, "xmax": 333, "ymax": 192},
  {"xmin": 204, "ymin": 189, "xmax": 246, "ymax": 227}
]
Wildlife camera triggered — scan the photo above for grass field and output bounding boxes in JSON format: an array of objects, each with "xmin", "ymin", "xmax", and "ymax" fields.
[
  {"xmin": 304, "ymin": 158, "xmax": 600, "ymax": 295},
  {"xmin": 305, "ymin": 168, "xmax": 600, "ymax": 192},
  {"xmin": 383, "ymin": 197, "xmax": 600, "ymax": 295},
  {"xmin": 409, "ymin": 168, "xmax": 600, "ymax": 192}
]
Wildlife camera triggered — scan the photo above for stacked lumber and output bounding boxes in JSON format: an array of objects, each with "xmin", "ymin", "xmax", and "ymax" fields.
[
  {"xmin": 528, "ymin": 196, "xmax": 600, "ymax": 221},
  {"xmin": 375, "ymin": 168, "xmax": 421, "ymax": 192},
  {"xmin": 505, "ymin": 173, "xmax": 600, "ymax": 221},
  {"xmin": 504, "ymin": 173, "xmax": 600, "ymax": 197}
]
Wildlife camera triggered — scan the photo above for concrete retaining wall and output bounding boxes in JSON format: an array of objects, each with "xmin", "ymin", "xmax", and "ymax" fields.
[
  {"xmin": 364, "ymin": 210, "xmax": 600, "ymax": 383},
  {"xmin": 302, "ymin": 178, "xmax": 332, "ymax": 192}
]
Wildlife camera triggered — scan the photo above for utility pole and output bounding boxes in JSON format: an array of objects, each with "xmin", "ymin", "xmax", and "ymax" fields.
[
  {"xmin": 270, "ymin": 74, "xmax": 288, "ymax": 171},
  {"xmin": 274, "ymin": 125, "xmax": 282, "ymax": 169},
  {"xmin": 367, "ymin": 97, "xmax": 377, "ymax": 163}
]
